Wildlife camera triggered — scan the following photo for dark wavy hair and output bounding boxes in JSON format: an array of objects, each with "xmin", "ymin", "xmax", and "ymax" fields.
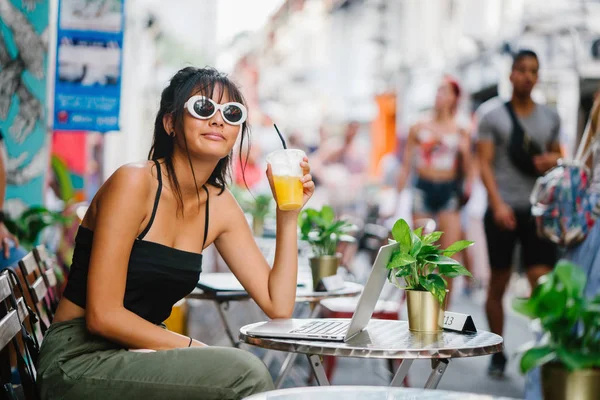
[{"xmin": 148, "ymin": 66, "xmax": 250, "ymax": 215}]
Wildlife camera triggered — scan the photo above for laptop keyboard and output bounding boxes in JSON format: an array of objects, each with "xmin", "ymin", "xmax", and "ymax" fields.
[{"xmin": 290, "ymin": 320, "xmax": 350, "ymax": 336}]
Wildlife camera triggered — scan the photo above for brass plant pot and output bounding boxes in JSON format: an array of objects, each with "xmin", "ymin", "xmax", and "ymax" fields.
[
  {"xmin": 406, "ymin": 290, "xmax": 446, "ymax": 333},
  {"xmin": 309, "ymin": 254, "xmax": 340, "ymax": 291},
  {"xmin": 411, "ymin": 331, "xmax": 443, "ymax": 347},
  {"xmin": 541, "ymin": 363, "xmax": 600, "ymax": 400}
]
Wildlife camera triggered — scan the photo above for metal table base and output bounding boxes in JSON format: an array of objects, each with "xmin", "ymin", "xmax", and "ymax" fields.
[
  {"xmin": 306, "ymin": 356, "xmax": 448, "ymax": 389},
  {"xmin": 187, "ymin": 289, "xmax": 250, "ymax": 347},
  {"xmin": 241, "ymin": 319, "xmax": 504, "ymax": 389},
  {"xmin": 274, "ymin": 304, "xmax": 322, "ymax": 388}
]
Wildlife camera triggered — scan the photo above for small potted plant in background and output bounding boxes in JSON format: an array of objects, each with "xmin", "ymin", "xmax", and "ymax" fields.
[
  {"xmin": 231, "ymin": 186, "xmax": 274, "ymax": 237},
  {"xmin": 298, "ymin": 206, "xmax": 354, "ymax": 290},
  {"xmin": 246, "ymin": 194, "xmax": 273, "ymax": 237},
  {"xmin": 512, "ymin": 260, "xmax": 600, "ymax": 400},
  {"xmin": 387, "ymin": 219, "xmax": 473, "ymax": 333},
  {"xmin": 4, "ymin": 206, "xmax": 71, "ymax": 250}
]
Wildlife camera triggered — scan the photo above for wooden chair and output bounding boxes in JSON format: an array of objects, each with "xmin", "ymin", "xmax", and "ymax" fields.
[
  {"xmin": 17, "ymin": 252, "xmax": 52, "ymax": 338},
  {"xmin": 5, "ymin": 267, "xmax": 43, "ymax": 369},
  {"xmin": 0, "ymin": 270, "xmax": 39, "ymax": 399},
  {"xmin": 33, "ymin": 245, "xmax": 60, "ymax": 312}
]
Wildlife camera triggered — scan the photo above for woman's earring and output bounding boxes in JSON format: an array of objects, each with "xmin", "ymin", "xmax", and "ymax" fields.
[{"xmin": 170, "ymin": 131, "xmax": 175, "ymax": 137}]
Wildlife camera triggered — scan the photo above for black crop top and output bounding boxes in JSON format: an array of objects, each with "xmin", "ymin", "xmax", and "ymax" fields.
[{"xmin": 63, "ymin": 161, "xmax": 208, "ymax": 325}]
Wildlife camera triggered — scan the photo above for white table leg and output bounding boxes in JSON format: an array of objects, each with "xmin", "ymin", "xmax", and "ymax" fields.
[
  {"xmin": 424, "ymin": 359, "xmax": 449, "ymax": 389},
  {"xmin": 307, "ymin": 303, "xmax": 322, "ymax": 319},
  {"xmin": 261, "ymin": 350, "xmax": 276, "ymax": 368},
  {"xmin": 274, "ymin": 303, "xmax": 322, "ymax": 388},
  {"xmin": 308, "ymin": 354, "xmax": 330, "ymax": 386},
  {"xmin": 389, "ymin": 359, "xmax": 414, "ymax": 387},
  {"xmin": 274, "ymin": 349, "xmax": 298, "ymax": 388},
  {"xmin": 216, "ymin": 301, "xmax": 240, "ymax": 347}
]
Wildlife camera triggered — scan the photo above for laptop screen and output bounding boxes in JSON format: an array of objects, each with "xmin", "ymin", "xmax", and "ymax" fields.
[{"xmin": 344, "ymin": 242, "xmax": 399, "ymax": 340}]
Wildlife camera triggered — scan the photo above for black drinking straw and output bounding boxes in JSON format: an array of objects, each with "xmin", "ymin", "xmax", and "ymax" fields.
[{"xmin": 273, "ymin": 124, "xmax": 287, "ymax": 149}]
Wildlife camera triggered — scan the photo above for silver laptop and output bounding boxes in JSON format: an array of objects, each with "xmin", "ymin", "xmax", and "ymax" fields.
[{"xmin": 246, "ymin": 243, "xmax": 398, "ymax": 342}]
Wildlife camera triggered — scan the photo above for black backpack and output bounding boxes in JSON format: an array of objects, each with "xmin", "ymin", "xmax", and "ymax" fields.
[{"xmin": 504, "ymin": 101, "xmax": 543, "ymax": 177}]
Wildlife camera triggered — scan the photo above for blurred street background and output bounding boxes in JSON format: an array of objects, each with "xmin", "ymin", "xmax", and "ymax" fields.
[{"xmin": 3, "ymin": 1, "xmax": 600, "ymax": 399}]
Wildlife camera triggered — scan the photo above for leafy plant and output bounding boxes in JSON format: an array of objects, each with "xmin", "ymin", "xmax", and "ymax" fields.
[
  {"xmin": 513, "ymin": 260, "xmax": 600, "ymax": 373},
  {"xmin": 298, "ymin": 206, "xmax": 354, "ymax": 257},
  {"xmin": 386, "ymin": 219, "xmax": 473, "ymax": 304},
  {"xmin": 4, "ymin": 206, "xmax": 71, "ymax": 250},
  {"xmin": 231, "ymin": 185, "xmax": 273, "ymax": 220},
  {"xmin": 246, "ymin": 194, "xmax": 273, "ymax": 220},
  {"xmin": 245, "ymin": 194, "xmax": 273, "ymax": 236}
]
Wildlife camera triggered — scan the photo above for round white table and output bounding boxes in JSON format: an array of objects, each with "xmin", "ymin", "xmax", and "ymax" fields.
[
  {"xmin": 240, "ymin": 319, "xmax": 504, "ymax": 389},
  {"xmin": 243, "ymin": 386, "xmax": 519, "ymax": 400}
]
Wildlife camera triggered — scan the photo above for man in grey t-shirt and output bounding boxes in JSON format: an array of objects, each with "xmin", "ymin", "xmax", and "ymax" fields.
[{"xmin": 476, "ymin": 50, "xmax": 561, "ymax": 377}]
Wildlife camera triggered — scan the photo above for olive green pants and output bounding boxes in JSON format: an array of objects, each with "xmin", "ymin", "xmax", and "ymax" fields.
[{"xmin": 36, "ymin": 318, "xmax": 274, "ymax": 399}]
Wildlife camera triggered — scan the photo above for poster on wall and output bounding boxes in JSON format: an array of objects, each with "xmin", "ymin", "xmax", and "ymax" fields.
[
  {"xmin": 51, "ymin": 131, "xmax": 87, "ymax": 202},
  {"xmin": 50, "ymin": 130, "xmax": 103, "ymax": 202},
  {"xmin": 0, "ymin": 0, "xmax": 49, "ymax": 212},
  {"xmin": 53, "ymin": 0, "xmax": 124, "ymax": 132}
]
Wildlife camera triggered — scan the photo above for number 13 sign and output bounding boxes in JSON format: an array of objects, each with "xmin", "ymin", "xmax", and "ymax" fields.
[{"xmin": 443, "ymin": 311, "xmax": 477, "ymax": 333}]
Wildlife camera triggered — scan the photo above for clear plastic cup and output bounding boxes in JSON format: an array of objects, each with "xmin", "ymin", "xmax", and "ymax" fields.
[{"xmin": 266, "ymin": 149, "xmax": 306, "ymax": 211}]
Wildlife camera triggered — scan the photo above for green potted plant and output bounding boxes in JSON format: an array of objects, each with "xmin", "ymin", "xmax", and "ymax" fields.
[
  {"xmin": 246, "ymin": 194, "xmax": 273, "ymax": 237},
  {"xmin": 386, "ymin": 219, "xmax": 473, "ymax": 332},
  {"xmin": 231, "ymin": 185, "xmax": 274, "ymax": 237},
  {"xmin": 512, "ymin": 260, "xmax": 600, "ymax": 400},
  {"xmin": 298, "ymin": 206, "xmax": 354, "ymax": 290},
  {"xmin": 4, "ymin": 206, "xmax": 71, "ymax": 250}
]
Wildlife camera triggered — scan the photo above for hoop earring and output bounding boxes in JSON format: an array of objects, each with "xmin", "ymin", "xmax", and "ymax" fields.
[{"xmin": 169, "ymin": 131, "xmax": 175, "ymax": 137}]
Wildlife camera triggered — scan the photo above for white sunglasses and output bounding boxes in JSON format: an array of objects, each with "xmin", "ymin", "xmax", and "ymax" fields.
[{"xmin": 184, "ymin": 95, "xmax": 247, "ymax": 126}]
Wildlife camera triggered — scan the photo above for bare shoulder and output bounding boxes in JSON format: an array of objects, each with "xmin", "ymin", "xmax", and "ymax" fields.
[
  {"xmin": 107, "ymin": 161, "xmax": 153, "ymax": 187},
  {"xmin": 206, "ymin": 185, "xmax": 240, "ymax": 210},
  {"xmin": 83, "ymin": 161, "xmax": 156, "ymax": 230},
  {"xmin": 96, "ymin": 161, "xmax": 155, "ymax": 204},
  {"xmin": 206, "ymin": 185, "xmax": 246, "ymax": 232}
]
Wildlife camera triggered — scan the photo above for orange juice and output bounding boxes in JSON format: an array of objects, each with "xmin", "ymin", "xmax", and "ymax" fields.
[{"xmin": 273, "ymin": 175, "xmax": 303, "ymax": 210}]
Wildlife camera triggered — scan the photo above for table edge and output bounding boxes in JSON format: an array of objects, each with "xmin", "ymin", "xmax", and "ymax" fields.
[{"xmin": 239, "ymin": 320, "xmax": 504, "ymax": 360}]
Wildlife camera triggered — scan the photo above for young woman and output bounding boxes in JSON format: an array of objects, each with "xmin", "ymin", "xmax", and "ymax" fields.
[
  {"xmin": 37, "ymin": 67, "xmax": 315, "ymax": 400},
  {"xmin": 525, "ymin": 93, "xmax": 600, "ymax": 400},
  {"xmin": 566, "ymin": 94, "xmax": 600, "ymax": 297},
  {"xmin": 396, "ymin": 77, "xmax": 473, "ymax": 294}
]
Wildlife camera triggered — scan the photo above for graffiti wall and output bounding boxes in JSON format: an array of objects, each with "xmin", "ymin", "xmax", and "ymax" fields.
[{"xmin": 0, "ymin": 0, "xmax": 50, "ymax": 214}]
